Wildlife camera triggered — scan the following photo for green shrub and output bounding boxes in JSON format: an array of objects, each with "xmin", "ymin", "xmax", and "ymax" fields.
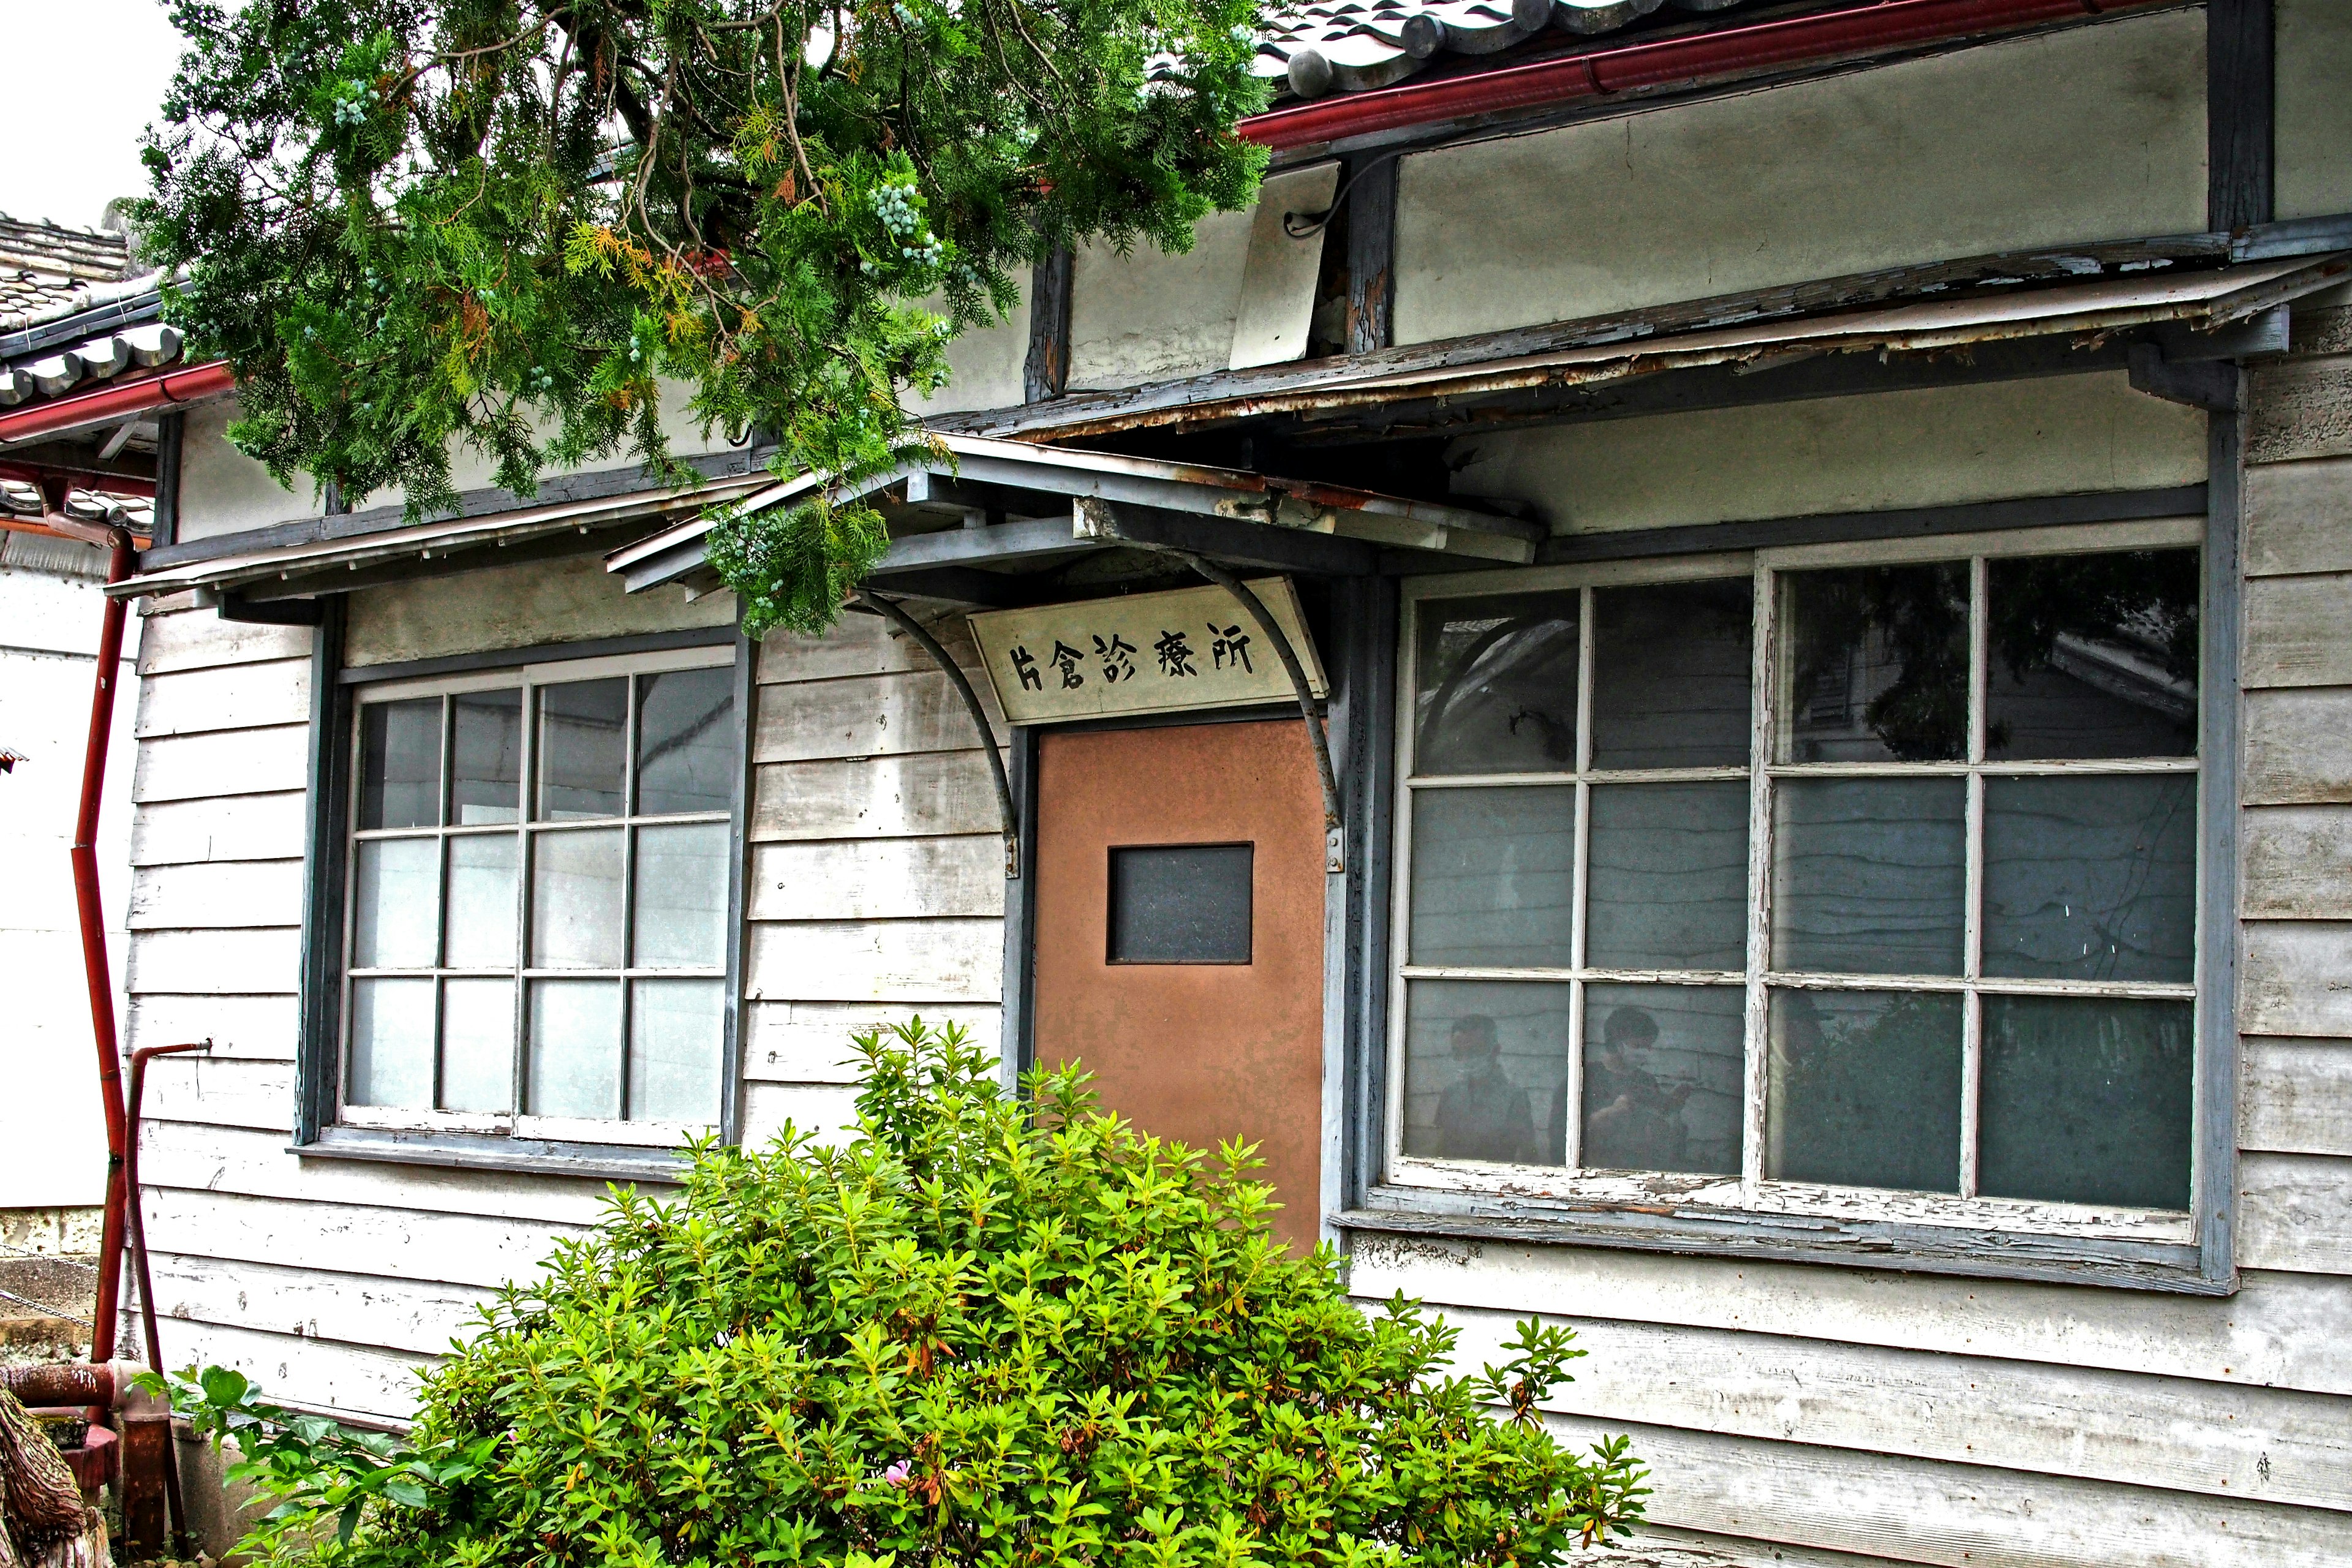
[{"xmin": 158, "ymin": 1020, "xmax": 1647, "ymax": 1567}]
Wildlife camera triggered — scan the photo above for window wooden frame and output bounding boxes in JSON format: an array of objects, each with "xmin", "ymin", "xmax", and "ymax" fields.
[{"xmin": 1357, "ymin": 512, "xmax": 2240, "ymax": 1294}]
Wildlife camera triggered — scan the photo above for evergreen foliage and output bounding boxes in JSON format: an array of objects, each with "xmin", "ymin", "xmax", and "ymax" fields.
[
  {"xmin": 132, "ymin": 0, "xmax": 1269, "ymax": 635},
  {"xmin": 151, "ymin": 1021, "xmax": 1649, "ymax": 1567}
]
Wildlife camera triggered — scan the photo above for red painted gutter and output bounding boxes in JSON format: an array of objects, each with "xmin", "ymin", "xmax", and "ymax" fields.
[
  {"xmin": 1238, "ymin": 0, "xmax": 2168, "ymax": 151},
  {"xmin": 77, "ymin": 529, "xmax": 137, "ymax": 1366},
  {"xmin": 0, "ymin": 360, "xmax": 233, "ymax": 445}
]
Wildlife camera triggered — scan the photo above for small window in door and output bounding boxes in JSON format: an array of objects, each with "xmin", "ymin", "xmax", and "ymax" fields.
[{"xmin": 1107, "ymin": 844, "xmax": 1254, "ymax": 964}]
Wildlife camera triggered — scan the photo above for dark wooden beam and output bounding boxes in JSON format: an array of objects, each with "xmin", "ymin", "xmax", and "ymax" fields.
[
  {"xmin": 1344, "ymin": 154, "xmax": 1396, "ymax": 355},
  {"xmin": 874, "ymin": 514, "xmax": 1093, "ymax": 572},
  {"xmin": 1074, "ymin": 497, "xmax": 1379, "ymax": 576},
  {"xmin": 2208, "ymin": 0, "xmax": 2274, "ymax": 234},
  {"xmin": 1024, "ymin": 245, "xmax": 1075, "ymax": 403},
  {"xmin": 150, "ymin": 412, "xmax": 183, "ymax": 549},
  {"xmin": 863, "ymin": 564, "xmax": 1053, "ymax": 608}
]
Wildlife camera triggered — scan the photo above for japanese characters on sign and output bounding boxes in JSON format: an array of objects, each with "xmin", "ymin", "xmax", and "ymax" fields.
[{"xmin": 970, "ymin": 578, "xmax": 1328, "ymax": 724}]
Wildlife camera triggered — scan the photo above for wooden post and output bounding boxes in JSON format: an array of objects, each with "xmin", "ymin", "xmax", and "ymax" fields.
[
  {"xmin": 116, "ymin": 1416, "xmax": 167, "ymax": 1560},
  {"xmin": 1344, "ymin": 155, "xmax": 1396, "ymax": 356},
  {"xmin": 2208, "ymin": 0, "xmax": 2273, "ymax": 233},
  {"xmin": 1023, "ymin": 246, "xmax": 1074, "ymax": 402}
]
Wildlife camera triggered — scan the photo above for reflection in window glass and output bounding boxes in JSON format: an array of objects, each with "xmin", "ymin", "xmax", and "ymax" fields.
[
  {"xmin": 1578, "ymin": 985, "xmax": 1744, "ymax": 1174},
  {"xmin": 1781, "ymin": 563, "xmax": 1967, "ymax": 763},
  {"xmin": 538, "ymin": 679, "xmax": 628, "ymax": 819},
  {"xmin": 1587, "ymin": 782, "xmax": 1748, "ymax": 971},
  {"xmin": 1409, "ymin": 787, "xmax": 1574, "ymax": 968},
  {"xmin": 1589, "ymin": 579, "xmax": 1754, "ymax": 769},
  {"xmin": 439, "ymin": 979, "xmax": 514, "ymax": 1114},
  {"xmin": 637, "ymin": 668, "xmax": 736, "ymax": 815},
  {"xmin": 1987, "ymin": 549, "xmax": 2198, "ymax": 760},
  {"xmin": 633, "ymin": 823, "xmax": 729, "ymax": 968},
  {"xmin": 531, "ymin": 828, "xmax": 625, "ymax": 969},
  {"xmin": 443, "ymin": 834, "xmax": 518, "ymax": 969},
  {"xmin": 352, "ymin": 837, "xmax": 439, "ymax": 969},
  {"xmin": 360, "ymin": 698, "xmax": 440, "ymax": 830},
  {"xmin": 1413, "ymin": 594, "xmax": 1579, "ymax": 775},
  {"xmin": 1768, "ymin": 988, "xmax": 1962, "ymax": 1193},
  {"xmin": 450, "ymin": 690, "xmax": 523, "ymax": 824},
  {"xmin": 1401, "ymin": 981, "xmax": 1568, "ymax": 1166},
  {"xmin": 349, "ymin": 977, "xmax": 435, "ymax": 1108},
  {"xmin": 527, "ymin": 978, "xmax": 622, "ymax": 1118},
  {"xmin": 1773, "ymin": 778, "xmax": 1966, "ymax": 976},
  {"xmin": 1980, "ymin": 995, "xmax": 2193, "ymax": 1210},
  {"xmin": 1983, "ymin": 775, "xmax": 2197, "ymax": 984},
  {"xmin": 628, "ymin": 978, "xmax": 725, "ymax": 1121}
]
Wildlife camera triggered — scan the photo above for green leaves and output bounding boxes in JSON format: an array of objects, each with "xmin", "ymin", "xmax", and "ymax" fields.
[
  {"xmin": 137, "ymin": 0, "xmax": 1268, "ymax": 635},
  {"xmin": 154, "ymin": 1019, "xmax": 1649, "ymax": 1568}
]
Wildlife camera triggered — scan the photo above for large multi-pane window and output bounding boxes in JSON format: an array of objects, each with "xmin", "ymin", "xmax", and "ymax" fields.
[
  {"xmin": 342, "ymin": 648, "xmax": 737, "ymax": 1140},
  {"xmin": 1392, "ymin": 522, "xmax": 2204, "ymax": 1234}
]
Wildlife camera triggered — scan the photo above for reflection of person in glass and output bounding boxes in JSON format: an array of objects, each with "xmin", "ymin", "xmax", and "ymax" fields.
[
  {"xmin": 1575, "ymin": 1007, "xmax": 1692, "ymax": 1170},
  {"xmin": 1435, "ymin": 1014, "xmax": 1537, "ymax": 1164}
]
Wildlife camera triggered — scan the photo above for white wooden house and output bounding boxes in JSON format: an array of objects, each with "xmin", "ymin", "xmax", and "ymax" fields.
[{"xmin": 8, "ymin": 1, "xmax": 2352, "ymax": 1562}]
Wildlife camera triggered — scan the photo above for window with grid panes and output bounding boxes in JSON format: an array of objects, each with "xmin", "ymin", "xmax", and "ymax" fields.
[
  {"xmin": 342, "ymin": 648, "xmax": 736, "ymax": 1138},
  {"xmin": 1392, "ymin": 524, "xmax": 2203, "ymax": 1235}
]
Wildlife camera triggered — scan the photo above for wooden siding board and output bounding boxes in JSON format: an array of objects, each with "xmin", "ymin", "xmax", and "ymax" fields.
[
  {"xmin": 2237, "ymin": 1153, "xmax": 2352, "ymax": 1276},
  {"xmin": 139, "ymin": 1187, "xmax": 575, "ymax": 1291},
  {"xmin": 129, "ymin": 791, "xmax": 308, "ymax": 868},
  {"xmin": 1345, "ymin": 1237, "xmax": 2352, "ymax": 1398},
  {"xmin": 2244, "ymin": 456, "xmax": 2352, "ymax": 577},
  {"xmin": 2242, "ymin": 575, "xmax": 2352, "ymax": 688},
  {"xmin": 2241, "ymin": 806, "xmax": 2352, "ymax": 919},
  {"xmin": 742, "ymin": 918, "xmax": 1003, "ymax": 1005},
  {"xmin": 134, "ymin": 726, "xmax": 311, "ymax": 805},
  {"xmin": 127, "ymin": 993, "xmax": 301, "ymax": 1062},
  {"xmin": 755, "ymin": 613, "xmax": 980, "ymax": 685},
  {"xmin": 751, "ymin": 667, "xmax": 1005, "ymax": 765},
  {"xmin": 126, "ymin": 927, "xmax": 301, "ymax": 999},
  {"xmin": 747, "ymin": 837, "xmax": 1006, "ymax": 922},
  {"xmin": 741, "ymin": 1000, "xmax": 1001, "ymax": 1084},
  {"xmin": 2249, "ymin": 355, "xmax": 2352, "ymax": 466},
  {"xmin": 2242, "ymin": 1038, "xmax": 2352, "ymax": 1157},
  {"xmin": 145, "ymin": 1253, "xmax": 491, "ymax": 1360},
  {"xmin": 748, "ymin": 752, "xmax": 1005, "ymax": 841},
  {"xmin": 144, "ymin": 1316, "xmax": 433, "ymax": 1423},
  {"xmin": 127, "ymin": 860, "xmax": 304, "ymax": 931},
  {"xmin": 135, "ymin": 658, "xmax": 311, "ymax": 737},
  {"xmin": 1433, "ymin": 1305, "xmax": 2352, "ymax": 1513},
  {"xmin": 135, "ymin": 1057, "xmax": 296, "ymax": 1133},
  {"xmin": 2241, "ymin": 688, "xmax": 2352, "ymax": 804},
  {"xmin": 136, "ymin": 611, "xmax": 312, "ymax": 677},
  {"xmin": 2239, "ymin": 922, "xmax": 2352, "ymax": 1036},
  {"xmin": 738, "ymin": 1082, "xmax": 861, "ymax": 1148}
]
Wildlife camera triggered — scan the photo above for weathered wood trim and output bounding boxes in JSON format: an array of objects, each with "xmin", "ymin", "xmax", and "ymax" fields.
[
  {"xmin": 2207, "ymin": 0, "xmax": 2275, "ymax": 235},
  {"xmin": 2198, "ymin": 398, "xmax": 2246, "ymax": 1291},
  {"xmin": 721, "ymin": 627, "xmax": 754, "ymax": 1147},
  {"xmin": 337, "ymin": 625, "xmax": 736, "ymax": 685},
  {"xmin": 1332, "ymin": 576, "xmax": 1398, "ymax": 1223},
  {"xmin": 1000, "ymin": 725, "xmax": 1039, "ymax": 1092},
  {"xmin": 1023, "ymin": 246, "xmax": 1074, "ymax": 404},
  {"xmin": 151, "ymin": 410, "xmax": 183, "ymax": 549},
  {"xmin": 1534, "ymin": 485, "xmax": 2209, "ymax": 568},
  {"xmin": 296, "ymin": 1123, "xmax": 687, "ymax": 1185},
  {"xmin": 292, "ymin": 597, "xmax": 347, "ymax": 1146},
  {"xmin": 1343, "ymin": 153, "xmax": 1396, "ymax": 356}
]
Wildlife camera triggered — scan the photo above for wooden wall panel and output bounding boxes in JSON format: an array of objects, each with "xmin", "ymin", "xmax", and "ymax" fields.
[
  {"xmin": 2242, "ymin": 1039, "xmax": 2352, "ymax": 1158},
  {"xmin": 2237, "ymin": 1153, "xmax": 2352, "ymax": 1276},
  {"xmin": 737, "ymin": 1082, "xmax": 862, "ymax": 1148},
  {"xmin": 740, "ymin": 1000, "xmax": 1002, "ymax": 1084},
  {"xmin": 144, "ymin": 1252, "xmax": 491, "ymax": 1360},
  {"xmin": 2248, "ymin": 356, "xmax": 2352, "ymax": 466},
  {"xmin": 137, "ymin": 611, "xmax": 312, "ymax": 677},
  {"xmin": 747, "ymin": 837, "xmax": 1005, "ymax": 922},
  {"xmin": 126, "ymin": 993, "xmax": 301, "ymax": 1062},
  {"xmin": 2241, "ymin": 806, "xmax": 2352, "ymax": 919},
  {"xmin": 2244, "ymin": 456, "xmax": 2352, "ymax": 577},
  {"xmin": 125, "ymin": 928, "xmax": 303, "ymax": 1000},
  {"xmin": 145, "ymin": 1316, "xmax": 434, "ymax": 1423},
  {"xmin": 751, "ymin": 669, "xmax": 1005, "ymax": 765},
  {"xmin": 2240, "ymin": 922, "xmax": 2352, "ymax": 1038},
  {"xmin": 2241, "ymin": 688, "xmax": 2352, "ymax": 805},
  {"xmin": 140, "ymin": 1187, "xmax": 578, "ymax": 1291},
  {"xmin": 757, "ymin": 612, "xmax": 979, "ymax": 684},
  {"xmin": 129, "ymin": 792, "xmax": 308, "ymax": 868},
  {"xmin": 748, "ymin": 752, "xmax": 1003, "ymax": 842},
  {"xmin": 742, "ymin": 918, "xmax": 1002, "ymax": 1005},
  {"xmin": 127, "ymin": 859, "xmax": 304, "ymax": 931},
  {"xmin": 132, "ymin": 1057, "xmax": 296, "ymax": 1133},
  {"xmin": 135, "ymin": 657, "xmax": 311, "ymax": 737},
  {"xmin": 138, "ymin": 1121, "xmax": 619, "ymax": 1227},
  {"xmin": 2242, "ymin": 575, "xmax": 2352, "ymax": 688},
  {"xmin": 133, "ymin": 725, "xmax": 310, "ymax": 804}
]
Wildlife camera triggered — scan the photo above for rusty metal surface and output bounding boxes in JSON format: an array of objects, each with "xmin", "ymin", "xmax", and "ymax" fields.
[
  {"xmin": 1031, "ymin": 721, "xmax": 1327, "ymax": 1253},
  {"xmin": 121, "ymin": 1414, "xmax": 170, "ymax": 1556},
  {"xmin": 1, "ymin": 1362, "xmax": 123, "ymax": 1407}
]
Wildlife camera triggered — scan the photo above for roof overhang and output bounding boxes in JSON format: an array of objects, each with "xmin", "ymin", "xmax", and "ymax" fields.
[{"xmin": 603, "ymin": 432, "xmax": 1547, "ymax": 599}]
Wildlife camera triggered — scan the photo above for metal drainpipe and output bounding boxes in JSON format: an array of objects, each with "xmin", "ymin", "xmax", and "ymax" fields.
[
  {"xmin": 74, "ymin": 528, "xmax": 136, "ymax": 1366},
  {"xmin": 126, "ymin": 1040, "xmax": 211, "ymax": 1557}
]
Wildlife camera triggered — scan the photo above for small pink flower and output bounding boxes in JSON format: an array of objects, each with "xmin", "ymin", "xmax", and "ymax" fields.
[{"xmin": 883, "ymin": 1460, "xmax": 912, "ymax": 1487}]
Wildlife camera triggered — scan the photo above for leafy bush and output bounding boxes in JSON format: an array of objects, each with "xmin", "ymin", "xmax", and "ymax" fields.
[{"xmin": 158, "ymin": 1021, "xmax": 1647, "ymax": 1567}]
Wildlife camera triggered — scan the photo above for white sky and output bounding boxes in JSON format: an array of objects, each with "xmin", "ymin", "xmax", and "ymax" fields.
[{"xmin": 0, "ymin": 0, "xmax": 191, "ymax": 228}]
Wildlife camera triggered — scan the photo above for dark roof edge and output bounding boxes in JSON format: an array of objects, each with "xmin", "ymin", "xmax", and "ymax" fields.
[{"xmin": 0, "ymin": 290, "xmax": 165, "ymax": 364}]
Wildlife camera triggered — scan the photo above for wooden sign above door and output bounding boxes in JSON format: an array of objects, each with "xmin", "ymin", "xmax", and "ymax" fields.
[{"xmin": 970, "ymin": 577, "xmax": 1328, "ymax": 725}]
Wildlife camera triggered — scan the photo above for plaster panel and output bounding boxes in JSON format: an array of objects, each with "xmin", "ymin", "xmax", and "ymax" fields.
[
  {"xmin": 911, "ymin": 279, "xmax": 1033, "ymax": 417},
  {"xmin": 1447, "ymin": 372, "xmax": 2207, "ymax": 535},
  {"xmin": 2277, "ymin": 0, "xmax": 2352, "ymax": 223},
  {"xmin": 1394, "ymin": 11, "xmax": 2208, "ymax": 345},
  {"xmin": 178, "ymin": 397, "xmax": 318, "ymax": 540},
  {"xmin": 342, "ymin": 550, "xmax": 734, "ymax": 667}
]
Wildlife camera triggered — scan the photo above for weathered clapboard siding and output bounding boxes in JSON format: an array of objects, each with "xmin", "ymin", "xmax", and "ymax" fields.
[
  {"xmin": 1536, "ymin": 1415, "xmax": 2352, "ymax": 1568},
  {"xmin": 126, "ymin": 993, "xmax": 300, "ymax": 1061},
  {"xmin": 741, "ymin": 1000, "xmax": 1003, "ymax": 1084},
  {"xmin": 134, "ymin": 1056, "xmax": 296, "ymax": 1132},
  {"xmin": 2239, "ymin": 922, "xmax": 2352, "ymax": 1038},
  {"xmin": 129, "ymin": 791, "xmax": 308, "ymax": 867},
  {"xmin": 2242, "ymin": 576, "xmax": 2352, "ymax": 688},
  {"xmin": 145, "ymin": 1253, "xmax": 493, "ymax": 1360},
  {"xmin": 2241, "ymin": 807, "xmax": 2352, "ymax": 919},
  {"xmin": 2241, "ymin": 1040, "xmax": 2352, "ymax": 1158},
  {"xmin": 2244, "ymin": 456, "xmax": 2352, "ymax": 578},
  {"xmin": 738, "ymin": 1082, "xmax": 863, "ymax": 1148},
  {"xmin": 1433, "ymin": 1305, "xmax": 2352, "ymax": 1512},
  {"xmin": 127, "ymin": 859, "xmax": 304, "ymax": 930},
  {"xmin": 140, "ymin": 1188, "xmax": 579, "ymax": 1291},
  {"xmin": 134, "ymin": 657, "xmax": 311, "ymax": 737},
  {"xmin": 752, "ymin": 667, "xmax": 1007, "ymax": 764},
  {"xmin": 2248, "ymin": 358, "xmax": 2352, "ymax": 467},
  {"xmin": 135, "ymin": 609, "xmax": 311, "ymax": 677},
  {"xmin": 748, "ymin": 837, "xmax": 1006, "ymax": 922},
  {"xmin": 126, "ymin": 928, "xmax": 304, "ymax": 1000},
  {"xmin": 748, "ymin": 750, "xmax": 1004, "ymax": 840},
  {"xmin": 133, "ymin": 724, "xmax": 311, "ymax": 804},
  {"xmin": 744, "ymin": 918, "xmax": 1003, "ymax": 1004},
  {"xmin": 144, "ymin": 1315, "xmax": 434, "ymax": 1422},
  {"xmin": 758, "ymin": 611, "xmax": 980, "ymax": 683},
  {"xmin": 2242, "ymin": 687, "xmax": 2352, "ymax": 805},
  {"xmin": 2237, "ymin": 1155, "xmax": 2352, "ymax": 1278}
]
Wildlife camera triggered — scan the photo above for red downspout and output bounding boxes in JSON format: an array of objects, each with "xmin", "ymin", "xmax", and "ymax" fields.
[
  {"xmin": 1238, "ymin": 0, "xmax": 2169, "ymax": 151},
  {"xmin": 127, "ymin": 1040, "xmax": 211, "ymax": 1556},
  {"xmin": 0, "ymin": 360, "xmax": 233, "ymax": 446},
  {"xmin": 77, "ymin": 528, "xmax": 136, "ymax": 1364}
]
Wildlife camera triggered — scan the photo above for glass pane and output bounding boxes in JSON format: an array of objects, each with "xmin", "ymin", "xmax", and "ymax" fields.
[
  {"xmin": 1580, "ymin": 984, "xmax": 1745, "ymax": 1175},
  {"xmin": 351, "ymin": 837, "xmax": 440, "ymax": 968},
  {"xmin": 628, "ymin": 978, "xmax": 725, "ymax": 1122},
  {"xmin": 439, "ymin": 978, "xmax": 514, "ymax": 1114},
  {"xmin": 1773, "ymin": 778, "xmax": 1966, "ymax": 976},
  {"xmin": 1589, "ymin": 579, "xmax": 1754, "ymax": 769},
  {"xmin": 450, "ymin": 690, "xmax": 524, "ymax": 825},
  {"xmin": 1980, "ymin": 995, "xmax": 2193, "ymax": 1210},
  {"xmin": 349, "ymin": 977, "xmax": 435, "ymax": 1108},
  {"xmin": 444, "ymin": 834, "xmax": 519, "ymax": 970},
  {"xmin": 1400, "ymin": 980, "xmax": 1569, "ymax": 1167},
  {"xmin": 358, "ymin": 698, "xmax": 440, "ymax": 830},
  {"xmin": 538, "ymin": 678, "xmax": 627, "ymax": 820},
  {"xmin": 1766, "ymin": 988, "xmax": 1962, "ymax": 1193},
  {"xmin": 531, "ymin": 828, "xmax": 625, "ymax": 969},
  {"xmin": 633, "ymin": 823, "xmax": 729, "ymax": 968},
  {"xmin": 1408, "ymin": 786, "xmax": 1575, "ymax": 968},
  {"xmin": 527, "ymin": 978, "xmax": 622, "ymax": 1118},
  {"xmin": 1781, "ymin": 562, "xmax": 1967, "ymax": 763},
  {"xmin": 1983, "ymin": 775, "xmax": 2198, "ymax": 984},
  {"xmin": 1412, "ymin": 593, "xmax": 1580, "ymax": 775},
  {"xmin": 1987, "ymin": 549, "xmax": 2199, "ymax": 761},
  {"xmin": 1108, "ymin": 845, "xmax": 1254, "ymax": 964},
  {"xmin": 636, "ymin": 667, "xmax": 735, "ymax": 816},
  {"xmin": 1588, "ymin": 782, "xmax": 1749, "ymax": 971}
]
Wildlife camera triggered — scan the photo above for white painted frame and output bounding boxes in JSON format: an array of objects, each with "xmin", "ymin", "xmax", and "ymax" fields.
[
  {"xmin": 340, "ymin": 644, "xmax": 736, "ymax": 1147},
  {"xmin": 1382, "ymin": 516, "xmax": 2208, "ymax": 1250}
]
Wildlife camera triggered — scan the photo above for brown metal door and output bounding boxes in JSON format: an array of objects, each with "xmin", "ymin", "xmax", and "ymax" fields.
[{"xmin": 1032, "ymin": 720, "xmax": 1326, "ymax": 1251}]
